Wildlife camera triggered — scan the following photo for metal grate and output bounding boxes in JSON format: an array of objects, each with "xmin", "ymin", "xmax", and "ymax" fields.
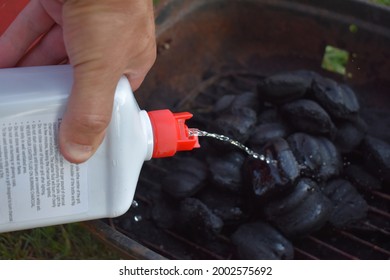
[
  {"xmin": 112, "ymin": 71, "xmax": 390, "ymax": 260},
  {"xmin": 111, "ymin": 161, "xmax": 390, "ymax": 260}
]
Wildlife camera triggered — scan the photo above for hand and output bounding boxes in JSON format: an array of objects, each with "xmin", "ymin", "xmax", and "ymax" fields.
[{"xmin": 0, "ymin": 0, "xmax": 156, "ymax": 163}]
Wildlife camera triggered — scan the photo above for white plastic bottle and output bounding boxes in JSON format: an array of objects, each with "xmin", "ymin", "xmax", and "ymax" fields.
[{"xmin": 0, "ymin": 65, "xmax": 199, "ymax": 233}]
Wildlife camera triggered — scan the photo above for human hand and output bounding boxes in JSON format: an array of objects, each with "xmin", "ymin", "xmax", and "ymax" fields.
[{"xmin": 0, "ymin": 0, "xmax": 156, "ymax": 163}]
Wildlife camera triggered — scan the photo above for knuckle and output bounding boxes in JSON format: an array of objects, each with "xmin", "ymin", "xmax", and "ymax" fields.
[{"xmin": 73, "ymin": 113, "xmax": 111, "ymax": 134}]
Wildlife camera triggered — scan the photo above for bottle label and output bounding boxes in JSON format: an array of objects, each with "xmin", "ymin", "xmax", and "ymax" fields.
[{"xmin": 0, "ymin": 116, "xmax": 88, "ymax": 224}]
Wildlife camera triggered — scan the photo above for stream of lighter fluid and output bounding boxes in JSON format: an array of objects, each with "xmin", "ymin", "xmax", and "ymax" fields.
[{"xmin": 188, "ymin": 128, "xmax": 277, "ymax": 165}]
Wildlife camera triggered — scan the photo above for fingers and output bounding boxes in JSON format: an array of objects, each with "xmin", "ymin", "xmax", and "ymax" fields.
[
  {"xmin": 58, "ymin": 0, "xmax": 156, "ymax": 163},
  {"xmin": 17, "ymin": 25, "xmax": 67, "ymax": 66},
  {"xmin": 0, "ymin": 0, "xmax": 54, "ymax": 67},
  {"xmin": 59, "ymin": 63, "xmax": 120, "ymax": 163}
]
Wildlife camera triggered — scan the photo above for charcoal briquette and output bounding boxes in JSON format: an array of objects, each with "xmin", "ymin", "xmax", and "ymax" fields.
[
  {"xmin": 360, "ymin": 136, "xmax": 390, "ymax": 182},
  {"xmin": 257, "ymin": 108, "xmax": 283, "ymax": 124},
  {"xmin": 281, "ymin": 99, "xmax": 337, "ymax": 137},
  {"xmin": 151, "ymin": 197, "xmax": 179, "ymax": 229},
  {"xmin": 207, "ymin": 151, "xmax": 246, "ymax": 193},
  {"xmin": 230, "ymin": 91, "xmax": 259, "ymax": 112},
  {"xmin": 263, "ymin": 178, "xmax": 332, "ymax": 238},
  {"xmin": 161, "ymin": 157, "xmax": 208, "ymax": 199},
  {"xmin": 248, "ymin": 122, "xmax": 290, "ymax": 148},
  {"xmin": 209, "ymin": 107, "xmax": 257, "ymax": 143},
  {"xmin": 178, "ymin": 197, "xmax": 224, "ymax": 241},
  {"xmin": 343, "ymin": 164, "xmax": 382, "ymax": 192},
  {"xmin": 321, "ymin": 179, "xmax": 368, "ymax": 228},
  {"xmin": 334, "ymin": 117, "xmax": 367, "ymax": 153},
  {"xmin": 162, "ymin": 171, "xmax": 205, "ymax": 199},
  {"xmin": 213, "ymin": 94, "xmax": 236, "ymax": 113},
  {"xmin": 231, "ymin": 221, "xmax": 294, "ymax": 260},
  {"xmin": 263, "ymin": 137, "xmax": 300, "ymax": 185},
  {"xmin": 243, "ymin": 138, "xmax": 299, "ymax": 201},
  {"xmin": 287, "ymin": 133, "xmax": 342, "ymax": 181},
  {"xmin": 197, "ymin": 188, "xmax": 246, "ymax": 224},
  {"xmin": 256, "ymin": 70, "xmax": 313, "ymax": 104},
  {"xmin": 311, "ymin": 77, "xmax": 360, "ymax": 120}
]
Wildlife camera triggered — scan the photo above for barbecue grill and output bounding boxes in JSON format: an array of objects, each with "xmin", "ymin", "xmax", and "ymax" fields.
[{"xmin": 86, "ymin": 0, "xmax": 390, "ymax": 259}]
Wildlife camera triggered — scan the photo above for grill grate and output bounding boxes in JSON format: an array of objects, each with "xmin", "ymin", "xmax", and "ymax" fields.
[
  {"xmin": 110, "ymin": 161, "xmax": 390, "ymax": 260},
  {"xmin": 112, "ymin": 69, "xmax": 390, "ymax": 260}
]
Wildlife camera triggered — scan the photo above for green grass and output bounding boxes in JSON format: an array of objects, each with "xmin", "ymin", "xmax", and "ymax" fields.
[
  {"xmin": 0, "ymin": 223, "xmax": 121, "ymax": 259},
  {"xmin": 321, "ymin": 45, "xmax": 349, "ymax": 76},
  {"xmin": 371, "ymin": 0, "xmax": 390, "ymax": 5}
]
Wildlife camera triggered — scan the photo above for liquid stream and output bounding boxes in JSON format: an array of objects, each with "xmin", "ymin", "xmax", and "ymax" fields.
[{"xmin": 189, "ymin": 128, "xmax": 277, "ymax": 165}]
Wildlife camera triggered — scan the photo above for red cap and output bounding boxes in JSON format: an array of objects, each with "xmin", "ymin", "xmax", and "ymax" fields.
[{"xmin": 147, "ymin": 110, "xmax": 200, "ymax": 158}]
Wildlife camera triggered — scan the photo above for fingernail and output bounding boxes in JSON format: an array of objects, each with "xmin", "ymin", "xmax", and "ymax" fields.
[{"xmin": 63, "ymin": 142, "xmax": 93, "ymax": 163}]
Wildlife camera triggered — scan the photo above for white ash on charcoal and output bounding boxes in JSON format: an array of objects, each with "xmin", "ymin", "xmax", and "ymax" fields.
[
  {"xmin": 263, "ymin": 178, "xmax": 332, "ymax": 238},
  {"xmin": 321, "ymin": 179, "xmax": 369, "ymax": 228},
  {"xmin": 231, "ymin": 221, "xmax": 294, "ymax": 260}
]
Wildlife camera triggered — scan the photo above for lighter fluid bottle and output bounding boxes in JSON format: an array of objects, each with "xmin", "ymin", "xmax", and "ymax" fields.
[{"xmin": 0, "ymin": 65, "xmax": 199, "ymax": 233}]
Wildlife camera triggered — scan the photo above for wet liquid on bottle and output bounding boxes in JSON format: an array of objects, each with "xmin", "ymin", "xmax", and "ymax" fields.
[{"xmin": 189, "ymin": 128, "xmax": 277, "ymax": 165}]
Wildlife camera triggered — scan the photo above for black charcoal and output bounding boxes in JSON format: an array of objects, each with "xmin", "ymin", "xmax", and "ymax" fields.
[
  {"xmin": 178, "ymin": 198, "xmax": 224, "ymax": 240},
  {"xmin": 334, "ymin": 117, "xmax": 367, "ymax": 153},
  {"xmin": 161, "ymin": 157, "xmax": 207, "ymax": 199},
  {"xmin": 257, "ymin": 71, "xmax": 312, "ymax": 104},
  {"xmin": 151, "ymin": 198, "xmax": 179, "ymax": 229},
  {"xmin": 210, "ymin": 107, "xmax": 257, "ymax": 143},
  {"xmin": 257, "ymin": 108, "xmax": 283, "ymax": 124},
  {"xmin": 322, "ymin": 179, "xmax": 368, "ymax": 228},
  {"xmin": 207, "ymin": 151, "xmax": 246, "ymax": 193},
  {"xmin": 281, "ymin": 99, "xmax": 336, "ymax": 137},
  {"xmin": 312, "ymin": 78, "xmax": 360, "ymax": 119},
  {"xmin": 213, "ymin": 94, "xmax": 236, "ymax": 113},
  {"xmin": 231, "ymin": 221, "xmax": 294, "ymax": 260},
  {"xmin": 197, "ymin": 188, "xmax": 246, "ymax": 224},
  {"xmin": 213, "ymin": 92, "xmax": 259, "ymax": 114},
  {"xmin": 287, "ymin": 133, "xmax": 342, "ymax": 181},
  {"xmin": 360, "ymin": 136, "xmax": 390, "ymax": 182},
  {"xmin": 243, "ymin": 138, "xmax": 299, "ymax": 201},
  {"xmin": 264, "ymin": 178, "xmax": 332, "ymax": 238},
  {"xmin": 231, "ymin": 91, "xmax": 259, "ymax": 112},
  {"xmin": 344, "ymin": 164, "xmax": 382, "ymax": 192},
  {"xmin": 248, "ymin": 122, "xmax": 290, "ymax": 148},
  {"xmin": 263, "ymin": 138, "xmax": 300, "ymax": 185}
]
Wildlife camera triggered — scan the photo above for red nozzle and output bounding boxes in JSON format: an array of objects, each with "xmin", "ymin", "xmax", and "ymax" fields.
[{"xmin": 147, "ymin": 109, "xmax": 200, "ymax": 158}]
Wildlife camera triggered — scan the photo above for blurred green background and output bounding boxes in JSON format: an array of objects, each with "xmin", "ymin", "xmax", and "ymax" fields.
[{"xmin": 0, "ymin": 0, "xmax": 389, "ymax": 260}]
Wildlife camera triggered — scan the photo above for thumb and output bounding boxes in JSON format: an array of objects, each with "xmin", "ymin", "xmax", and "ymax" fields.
[{"xmin": 59, "ymin": 65, "xmax": 120, "ymax": 163}]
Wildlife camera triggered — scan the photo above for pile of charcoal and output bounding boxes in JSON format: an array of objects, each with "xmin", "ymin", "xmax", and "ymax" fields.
[{"xmin": 119, "ymin": 70, "xmax": 390, "ymax": 259}]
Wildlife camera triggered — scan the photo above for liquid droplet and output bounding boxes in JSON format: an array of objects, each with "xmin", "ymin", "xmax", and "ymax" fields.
[
  {"xmin": 134, "ymin": 215, "xmax": 142, "ymax": 222},
  {"xmin": 189, "ymin": 128, "xmax": 277, "ymax": 165},
  {"xmin": 131, "ymin": 200, "xmax": 139, "ymax": 208}
]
